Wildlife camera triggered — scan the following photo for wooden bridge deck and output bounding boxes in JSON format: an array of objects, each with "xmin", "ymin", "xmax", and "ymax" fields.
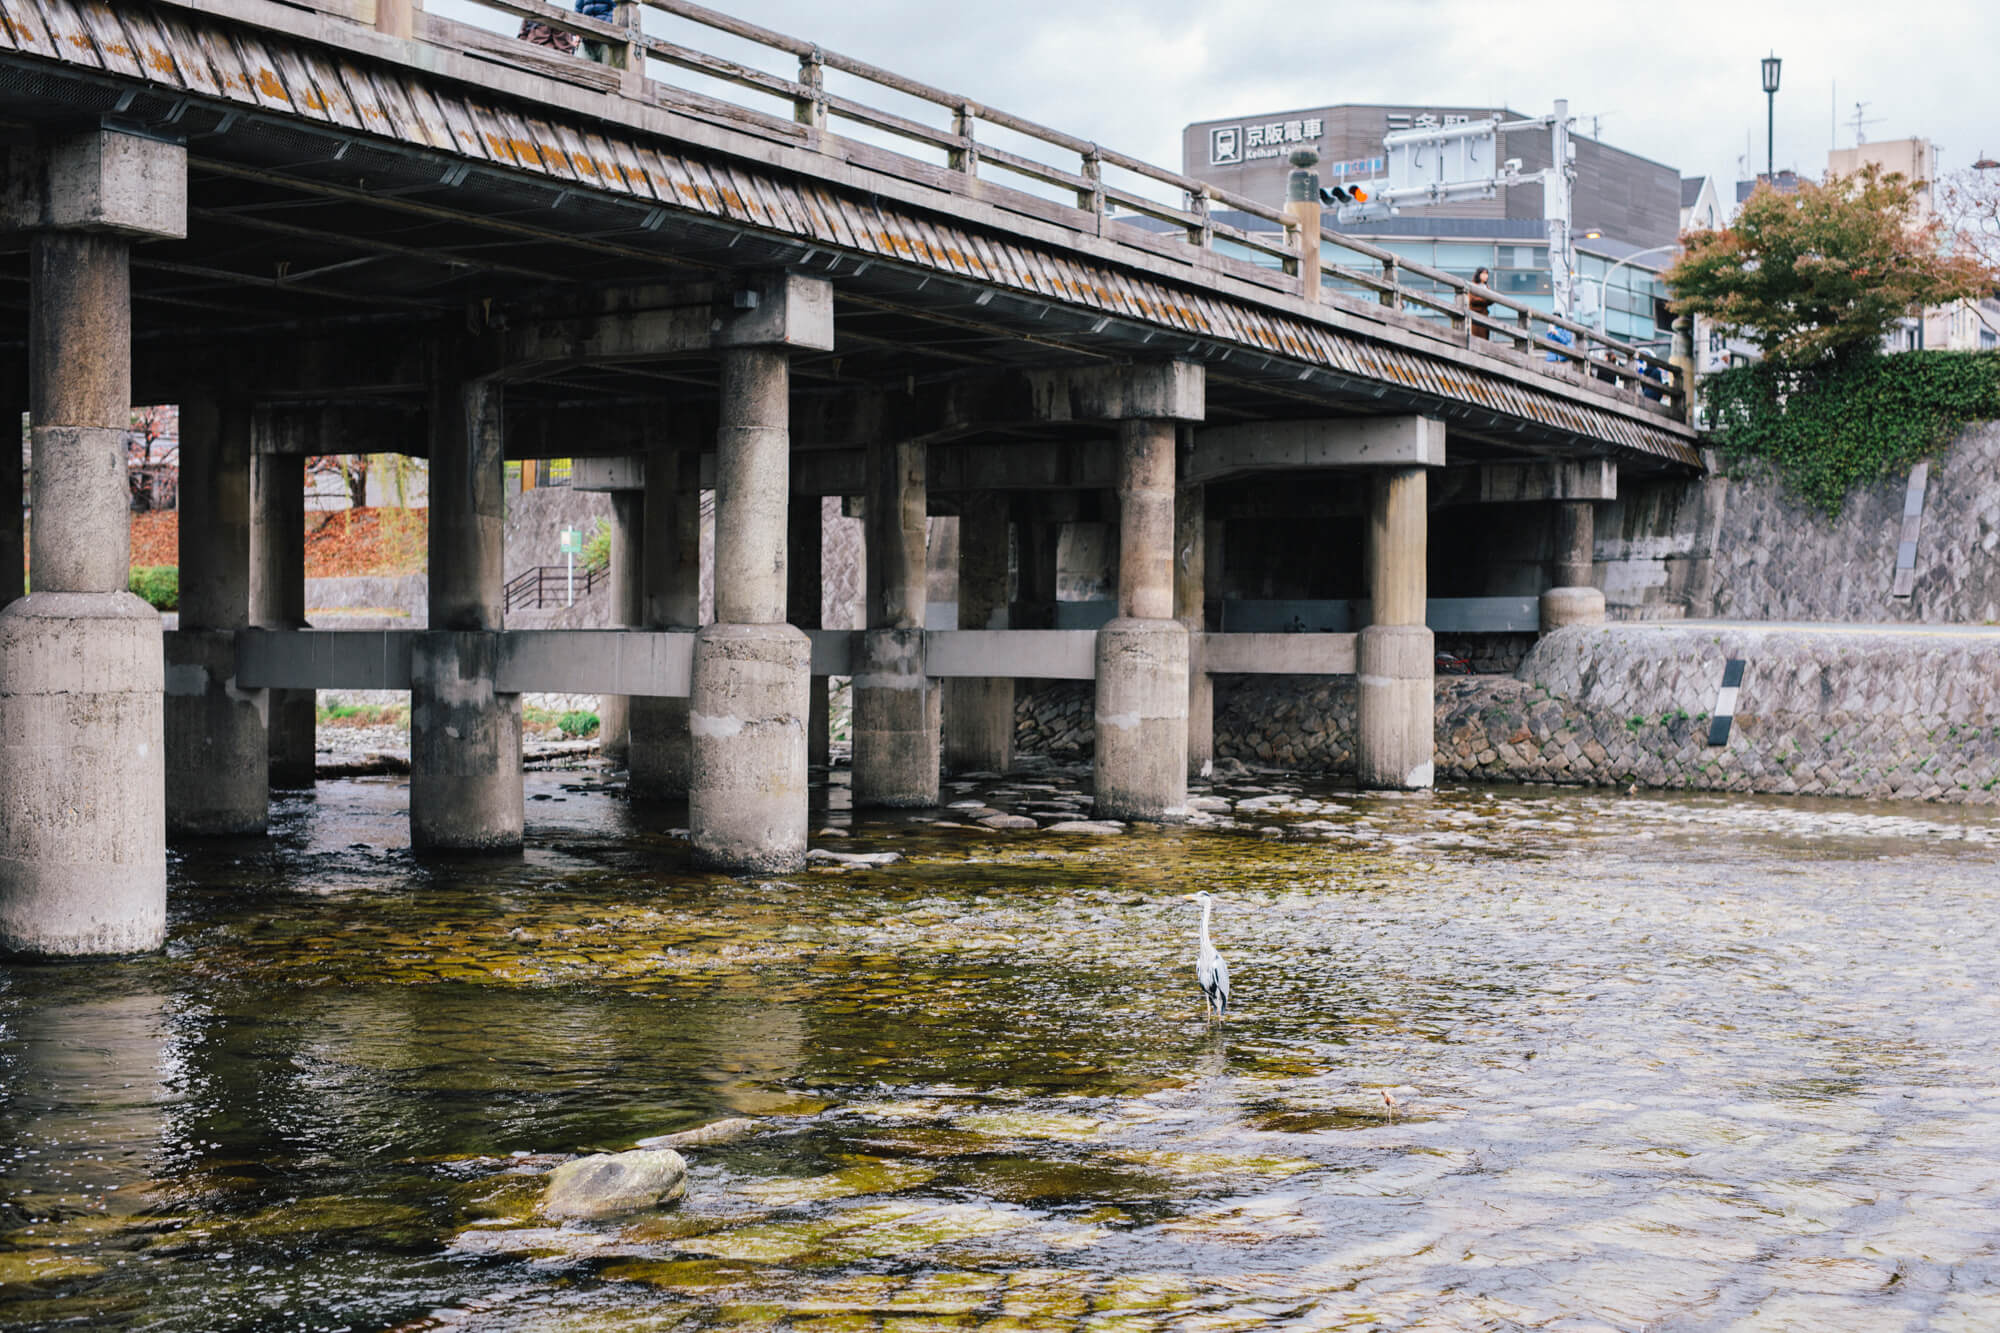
[{"xmin": 0, "ymin": 0, "xmax": 1700, "ymax": 472}]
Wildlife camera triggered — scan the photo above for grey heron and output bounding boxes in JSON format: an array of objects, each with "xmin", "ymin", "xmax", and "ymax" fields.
[{"xmin": 1185, "ymin": 891, "xmax": 1231, "ymax": 1019}]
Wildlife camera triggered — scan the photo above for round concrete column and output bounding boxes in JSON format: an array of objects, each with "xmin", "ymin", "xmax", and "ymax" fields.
[
  {"xmin": 788, "ymin": 491, "xmax": 829, "ymax": 769},
  {"xmin": 1540, "ymin": 498, "xmax": 1606, "ymax": 631},
  {"xmin": 412, "ymin": 371, "xmax": 522, "ymax": 853},
  {"xmin": 597, "ymin": 488, "xmax": 644, "ymax": 767},
  {"xmin": 250, "ymin": 448, "xmax": 316, "ymax": 789},
  {"xmin": 853, "ymin": 437, "xmax": 939, "ymax": 808},
  {"xmin": 630, "ymin": 446, "xmax": 701, "ymax": 799},
  {"xmin": 166, "ymin": 394, "xmax": 268, "ymax": 836},
  {"xmin": 0, "ymin": 374, "xmax": 21, "ymax": 617},
  {"xmin": 1175, "ymin": 473, "xmax": 1212, "ymax": 780},
  {"xmin": 0, "ymin": 231, "xmax": 165, "ymax": 955},
  {"xmin": 690, "ymin": 348, "xmax": 810, "ymax": 867},
  {"xmin": 1356, "ymin": 465, "xmax": 1434, "ymax": 791},
  {"xmin": 1094, "ymin": 419, "xmax": 1187, "ymax": 821}
]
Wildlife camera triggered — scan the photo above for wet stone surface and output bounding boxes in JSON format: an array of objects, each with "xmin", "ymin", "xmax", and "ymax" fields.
[{"xmin": 4, "ymin": 765, "xmax": 2000, "ymax": 1330}]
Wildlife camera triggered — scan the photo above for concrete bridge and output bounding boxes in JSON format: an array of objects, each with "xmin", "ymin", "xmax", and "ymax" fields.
[{"xmin": 0, "ymin": 0, "xmax": 1700, "ymax": 956}]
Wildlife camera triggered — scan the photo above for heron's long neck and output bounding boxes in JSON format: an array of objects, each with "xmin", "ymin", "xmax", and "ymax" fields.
[{"xmin": 1199, "ymin": 900, "xmax": 1213, "ymax": 946}]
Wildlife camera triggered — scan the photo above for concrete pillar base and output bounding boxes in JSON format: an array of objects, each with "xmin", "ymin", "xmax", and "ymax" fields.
[
  {"xmin": 1540, "ymin": 585, "xmax": 1606, "ymax": 632},
  {"xmin": 1185, "ymin": 627, "xmax": 1213, "ymax": 780},
  {"xmin": 0, "ymin": 592, "xmax": 166, "ymax": 956},
  {"xmin": 853, "ymin": 627, "xmax": 941, "ymax": 807},
  {"xmin": 598, "ymin": 694, "xmax": 631, "ymax": 769},
  {"xmin": 629, "ymin": 693, "xmax": 693, "ymax": 799},
  {"xmin": 1356, "ymin": 623, "xmax": 1435, "ymax": 791},
  {"xmin": 689, "ymin": 622, "xmax": 809, "ymax": 871},
  {"xmin": 1093, "ymin": 618, "xmax": 1189, "ymax": 821},
  {"xmin": 410, "ymin": 631, "xmax": 523, "ymax": 853},
  {"xmin": 943, "ymin": 676, "xmax": 1014, "ymax": 775},
  {"xmin": 164, "ymin": 629, "xmax": 268, "ymax": 836}
]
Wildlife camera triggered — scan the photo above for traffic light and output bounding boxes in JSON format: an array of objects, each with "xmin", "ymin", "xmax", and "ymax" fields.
[{"xmin": 1319, "ymin": 183, "xmax": 1370, "ymax": 206}]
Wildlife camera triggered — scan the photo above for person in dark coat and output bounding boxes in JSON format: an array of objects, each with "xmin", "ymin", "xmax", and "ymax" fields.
[{"xmin": 1468, "ymin": 266, "xmax": 1494, "ymax": 340}]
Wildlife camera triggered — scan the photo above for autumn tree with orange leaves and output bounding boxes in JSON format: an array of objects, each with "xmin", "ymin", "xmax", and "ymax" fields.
[{"xmin": 1667, "ymin": 165, "xmax": 1994, "ymax": 370}]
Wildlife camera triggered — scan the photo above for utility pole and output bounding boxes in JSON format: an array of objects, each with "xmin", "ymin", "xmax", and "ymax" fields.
[{"xmin": 1546, "ymin": 99, "xmax": 1576, "ymax": 320}]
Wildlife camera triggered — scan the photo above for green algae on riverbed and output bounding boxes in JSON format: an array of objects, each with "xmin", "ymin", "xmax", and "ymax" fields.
[{"xmin": 7, "ymin": 769, "xmax": 2000, "ymax": 1331}]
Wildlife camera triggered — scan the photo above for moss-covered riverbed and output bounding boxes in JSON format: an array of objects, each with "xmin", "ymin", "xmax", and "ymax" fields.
[{"xmin": 5, "ymin": 767, "xmax": 2000, "ymax": 1330}]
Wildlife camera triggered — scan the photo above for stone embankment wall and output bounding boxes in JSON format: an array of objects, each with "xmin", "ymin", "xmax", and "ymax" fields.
[
  {"xmin": 1601, "ymin": 421, "xmax": 2000, "ymax": 623},
  {"xmin": 1017, "ymin": 624, "xmax": 2000, "ymax": 803}
]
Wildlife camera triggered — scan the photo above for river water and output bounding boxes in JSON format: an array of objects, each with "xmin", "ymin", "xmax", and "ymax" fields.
[{"xmin": 4, "ymin": 766, "xmax": 1999, "ymax": 1331}]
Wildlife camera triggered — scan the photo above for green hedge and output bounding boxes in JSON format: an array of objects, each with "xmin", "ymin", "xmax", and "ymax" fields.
[
  {"xmin": 128, "ymin": 565, "xmax": 179, "ymax": 611},
  {"xmin": 1704, "ymin": 351, "xmax": 2000, "ymax": 516}
]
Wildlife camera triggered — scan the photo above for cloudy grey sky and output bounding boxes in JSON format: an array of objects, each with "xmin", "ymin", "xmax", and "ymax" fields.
[{"xmin": 438, "ymin": 1, "xmax": 2000, "ymax": 192}]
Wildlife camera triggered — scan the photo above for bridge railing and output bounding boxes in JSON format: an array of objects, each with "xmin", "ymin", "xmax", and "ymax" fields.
[{"xmin": 375, "ymin": 0, "xmax": 1685, "ymax": 418}]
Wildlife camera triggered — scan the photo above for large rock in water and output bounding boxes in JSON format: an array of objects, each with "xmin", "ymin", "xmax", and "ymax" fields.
[{"xmin": 539, "ymin": 1149, "xmax": 688, "ymax": 1221}]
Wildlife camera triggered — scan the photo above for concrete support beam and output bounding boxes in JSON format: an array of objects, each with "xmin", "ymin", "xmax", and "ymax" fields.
[
  {"xmin": 250, "ymin": 447, "xmax": 315, "ymax": 789},
  {"xmin": 788, "ymin": 491, "xmax": 829, "ymax": 769},
  {"xmin": 503, "ymin": 271, "xmax": 833, "ymax": 377},
  {"xmin": 1176, "ymin": 470, "xmax": 1212, "ymax": 780},
  {"xmin": 1, "ymin": 130, "xmax": 184, "ymax": 956},
  {"xmin": 1356, "ymin": 466, "xmax": 1435, "ymax": 791},
  {"xmin": 1095, "ymin": 419, "xmax": 1188, "ymax": 821},
  {"xmin": 597, "ymin": 488, "xmax": 644, "ymax": 766},
  {"xmin": 1540, "ymin": 498, "xmax": 1607, "ymax": 632},
  {"xmin": 413, "ymin": 363, "xmax": 522, "ymax": 852},
  {"xmin": 691, "ymin": 339, "xmax": 814, "ymax": 871},
  {"xmin": 943, "ymin": 492, "xmax": 1013, "ymax": 774},
  {"xmin": 854, "ymin": 437, "xmax": 939, "ymax": 807},
  {"xmin": 1188, "ymin": 415, "xmax": 1446, "ymax": 485},
  {"xmin": 1477, "ymin": 458, "xmax": 1617, "ymax": 503},
  {"xmin": 166, "ymin": 394, "xmax": 269, "ymax": 836},
  {"xmin": 630, "ymin": 444, "xmax": 701, "ymax": 799}
]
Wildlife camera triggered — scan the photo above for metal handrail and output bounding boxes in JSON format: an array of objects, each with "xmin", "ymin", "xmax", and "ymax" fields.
[
  {"xmin": 503, "ymin": 563, "xmax": 606, "ymax": 612},
  {"xmin": 366, "ymin": 0, "xmax": 1684, "ymax": 418}
]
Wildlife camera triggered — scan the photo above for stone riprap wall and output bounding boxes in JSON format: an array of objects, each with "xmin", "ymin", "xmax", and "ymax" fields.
[
  {"xmin": 1598, "ymin": 421, "xmax": 2000, "ymax": 623},
  {"xmin": 1016, "ymin": 681, "xmax": 1093, "ymax": 759},
  {"xmin": 1016, "ymin": 624, "xmax": 2000, "ymax": 803}
]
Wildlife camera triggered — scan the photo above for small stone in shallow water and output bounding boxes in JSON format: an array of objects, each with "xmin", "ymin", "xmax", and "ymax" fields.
[
  {"xmin": 948, "ymin": 800, "xmax": 989, "ymax": 810},
  {"xmin": 815, "ymin": 826, "xmax": 848, "ymax": 838},
  {"xmin": 980, "ymin": 814, "xmax": 1039, "ymax": 831},
  {"xmin": 806, "ymin": 849, "xmax": 903, "ymax": 866},
  {"xmin": 1042, "ymin": 821, "xmax": 1125, "ymax": 836},
  {"xmin": 636, "ymin": 1118, "xmax": 760, "ymax": 1150},
  {"xmin": 540, "ymin": 1149, "xmax": 688, "ymax": 1221},
  {"xmin": 1187, "ymin": 796, "xmax": 1231, "ymax": 813}
]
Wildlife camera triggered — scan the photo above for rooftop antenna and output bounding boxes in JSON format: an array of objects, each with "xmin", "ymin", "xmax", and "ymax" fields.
[{"xmin": 1849, "ymin": 100, "xmax": 1883, "ymax": 146}]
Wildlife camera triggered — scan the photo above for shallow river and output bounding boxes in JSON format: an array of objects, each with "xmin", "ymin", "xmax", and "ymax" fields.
[{"xmin": 4, "ymin": 766, "xmax": 2000, "ymax": 1331}]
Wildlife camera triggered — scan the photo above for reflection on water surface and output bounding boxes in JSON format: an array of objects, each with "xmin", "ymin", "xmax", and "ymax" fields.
[{"xmin": 4, "ymin": 769, "xmax": 2000, "ymax": 1330}]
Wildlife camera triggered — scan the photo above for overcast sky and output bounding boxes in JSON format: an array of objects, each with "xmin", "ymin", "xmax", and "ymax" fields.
[{"xmin": 439, "ymin": 0, "xmax": 2000, "ymax": 194}]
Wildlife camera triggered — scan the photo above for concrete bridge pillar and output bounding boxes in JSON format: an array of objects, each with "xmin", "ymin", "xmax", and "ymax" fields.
[
  {"xmin": 1175, "ymin": 468, "xmax": 1212, "ymax": 780},
  {"xmin": 1357, "ymin": 465, "xmax": 1435, "ymax": 791},
  {"xmin": 944, "ymin": 491, "xmax": 1012, "ymax": 774},
  {"xmin": 1009, "ymin": 494, "xmax": 1063, "ymax": 630},
  {"xmin": 250, "ymin": 446, "xmax": 315, "ymax": 789},
  {"xmin": 166, "ymin": 394, "xmax": 268, "ymax": 835},
  {"xmin": 0, "ymin": 371, "xmax": 20, "ymax": 617},
  {"xmin": 853, "ymin": 437, "xmax": 939, "ymax": 807},
  {"xmin": 690, "ymin": 346, "xmax": 813, "ymax": 869},
  {"xmin": 788, "ymin": 490, "xmax": 829, "ymax": 770},
  {"xmin": 597, "ymin": 487, "xmax": 644, "ymax": 767},
  {"xmin": 0, "ymin": 129, "xmax": 186, "ymax": 956},
  {"xmin": 1095, "ymin": 419, "xmax": 1189, "ymax": 820},
  {"xmin": 1540, "ymin": 498, "xmax": 1607, "ymax": 631},
  {"xmin": 411, "ymin": 360, "xmax": 522, "ymax": 852},
  {"xmin": 630, "ymin": 444, "xmax": 699, "ymax": 798}
]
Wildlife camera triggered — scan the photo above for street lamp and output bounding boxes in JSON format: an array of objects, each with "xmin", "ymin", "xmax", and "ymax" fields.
[
  {"xmin": 1761, "ymin": 52, "xmax": 1782, "ymax": 185},
  {"xmin": 1593, "ymin": 243, "xmax": 1679, "ymax": 336}
]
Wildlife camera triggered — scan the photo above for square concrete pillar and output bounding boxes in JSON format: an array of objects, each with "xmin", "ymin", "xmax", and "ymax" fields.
[
  {"xmin": 597, "ymin": 488, "xmax": 645, "ymax": 767},
  {"xmin": 249, "ymin": 446, "xmax": 315, "ymax": 789},
  {"xmin": 630, "ymin": 444, "xmax": 700, "ymax": 799},
  {"xmin": 853, "ymin": 437, "xmax": 939, "ymax": 808},
  {"xmin": 944, "ymin": 491, "xmax": 1013, "ymax": 774},
  {"xmin": 1094, "ymin": 418, "xmax": 1188, "ymax": 821},
  {"xmin": 1357, "ymin": 465, "xmax": 1435, "ymax": 791},
  {"xmin": 412, "ymin": 367, "xmax": 522, "ymax": 852},
  {"xmin": 166, "ymin": 393, "xmax": 269, "ymax": 835},
  {"xmin": 0, "ymin": 130, "xmax": 185, "ymax": 956},
  {"xmin": 690, "ymin": 345, "xmax": 811, "ymax": 870}
]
